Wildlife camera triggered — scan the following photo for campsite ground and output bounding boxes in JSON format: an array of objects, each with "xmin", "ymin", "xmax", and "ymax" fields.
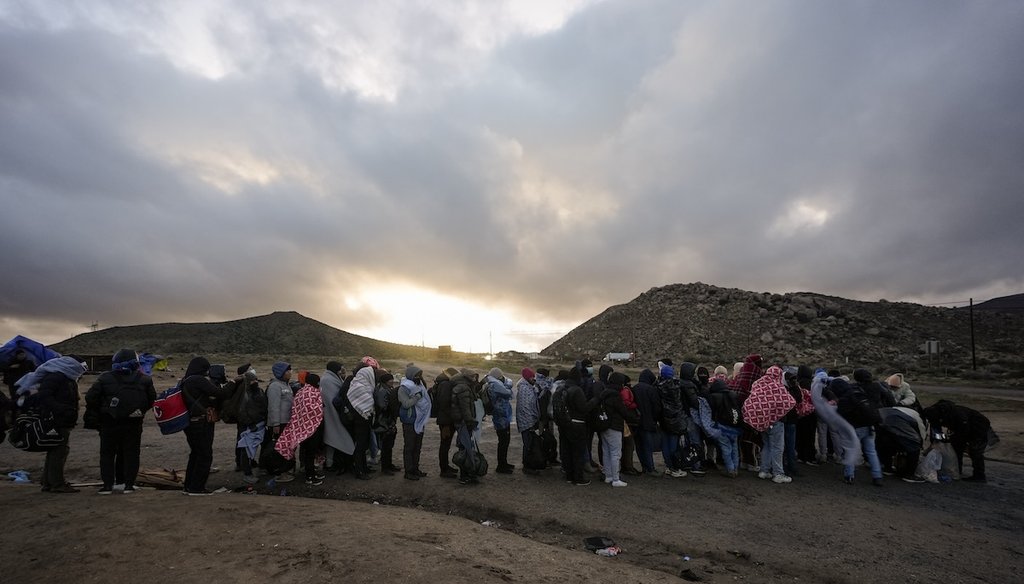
[{"xmin": 2, "ymin": 360, "xmax": 1023, "ymax": 583}]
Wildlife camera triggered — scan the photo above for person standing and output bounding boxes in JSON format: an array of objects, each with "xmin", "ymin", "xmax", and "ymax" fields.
[
  {"xmin": 179, "ymin": 356, "xmax": 234, "ymax": 495},
  {"xmin": 485, "ymin": 367, "xmax": 515, "ymax": 474},
  {"xmin": 432, "ymin": 368, "xmax": 459, "ymax": 478},
  {"xmin": 276, "ymin": 373, "xmax": 326, "ymax": 485},
  {"xmin": 16, "ymin": 356, "xmax": 87, "ymax": 493},
  {"xmin": 85, "ymin": 349, "xmax": 157, "ymax": 494},
  {"xmin": 4, "ymin": 348, "xmax": 36, "ymax": 400},
  {"xmin": 320, "ymin": 361, "xmax": 355, "ymax": 474},
  {"xmin": 450, "ymin": 368, "xmax": 481, "ymax": 485},
  {"xmin": 631, "ymin": 369, "xmax": 662, "ymax": 476},
  {"xmin": 515, "ymin": 368, "xmax": 541, "ymax": 474},
  {"xmin": 398, "ymin": 365, "xmax": 431, "ymax": 480},
  {"xmin": 346, "ymin": 359, "xmax": 379, "ymax": 479},
  {"xmin": 232, "ymin": 363, "xmax": 267, "ymax": 485},
  {"xmin": 656, "ymin": 364, "xmax": 687, "ymax": 477},
  {"xmin": 564, "ymin": 367, "xmax": 601, "ymax": 486},
  {"xmin": 600, "ymin": 372, "xmax": 639, "ymax": 487},
  {"xmin": 266, "ymin": 361, "xmax": 296, "ymax": 483}
]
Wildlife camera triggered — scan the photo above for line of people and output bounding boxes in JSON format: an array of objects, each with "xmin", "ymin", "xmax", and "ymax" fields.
[{"xmin": 6, "ymin": 349, "xmax": 997, "ymax": 495}]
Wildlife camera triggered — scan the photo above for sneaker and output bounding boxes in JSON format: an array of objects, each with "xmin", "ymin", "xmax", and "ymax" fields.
[
  {"xmin": 185, "ymin": 489, "xmax": 213, "ymax": 496},
  {"xmin": 113, "ymin": 483, "xmax": 125, "ymax": 491},
  {"xmin": 242, "ymin": 475, "xmax": 258, "ymax": 484},
  {"xmin": 758, "ymin": 471, "xmax": 773, "ymax": 480},
  {"xmin": 305, "ymin": 477, "xmax": 325, "ymax": 486},
  {"xmin": 689, "ymin": 468, "xmax": 707, "ymax": 476},
  {"xmin": 495, "ymin": 465, "xmax": 514, "ymax": 475},
  {"xmin": 901, "ymin": 476, "xmax": 927, "ymax": 484},
  {"xmin": 574, "ymin": 479, "xmax": 592, "ymax": 486},
  {"xmin": 416, "ymin": 470, "xmax": 428, "ymax": 477},
  {"xmin": 882, "ymin": 468, "xmax": 895, "ymax": 477},
  {"xmin": 404, "ymin": 473, "xmax": 420, "ymax": 481},
  {"xmin": 872, "ymin": 478, "xmax": 884, "ymax": 487},
  {"xmin": 843, "ymin": 476, "xmax": 854, "ymax": 485},
  {"xmin": 97, "ymin": 487, "xmax": 113, "ymax": 495},
  {"xmin": 644, "ymin": 470, "xmax": 661, "ymax": 477},
  {"xmin": 440, "ymin": 470, "xmax": 459, "ymax": 479},
  {"xmin": 50, "ymin": 484, "xmax": 79, "ymax": 493},
  {"xmin": 772, "ymin": 474, "xmax": 793, "ymax": 484},
  {"xmin": 275, "ymin": 473, "xmax": 295, "ymax": 483},
  {"xmin": 611, "ymin": 480, "xmax": 628, "ymax": 487},
  {"xmin": 123, "ymin": 486, "xmax": 135, "ymax": 494},
  {"xmin": 963, "ymin": 475, "xmax": 988, "ymax": 483},
  {"xmin": 669, "ymin": 469, "xmax": 688, "ymax": 478},
  {"xmin": 604, "ymin": 477, "xmax": 614, "ymax": 484}
]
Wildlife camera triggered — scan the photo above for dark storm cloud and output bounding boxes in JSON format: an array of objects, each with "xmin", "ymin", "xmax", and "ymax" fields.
[{"xmin": 1, "ymin": 1, "xmax": 1022, "ymax": 348}]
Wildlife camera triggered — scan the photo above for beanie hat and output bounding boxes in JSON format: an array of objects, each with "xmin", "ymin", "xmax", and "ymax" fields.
[
  {"xmin": 488, "ymin": 367, "xmax": 504, "ymax": 380},
  {"xmin": 305, "ymin": 372, "xmax": 320, "ymax": 387},
  {"xmin": 272, "ymin": 361, "xmax": 291, "ymax": 380},
  {"xmin": 297, "ymin": 370, "xmax": 308, "ymax": 385},
  {"xmin": 326, "ymin": 361, "xmax": 344, "ymax": 374},
  {"xmin": 237, "ymin": 363, "xmax": 252, "ymax": 376},
  {"xmin": 659, "ymin": 364, "xmax": 674, "ymax": 379},
  {"xmin": 112, "ymin": 349, "xmax": 139, "ymax": 372},
  {"xmin": 536, "ymin": 367, "xmax": 550, "ymax": 377},
  {"xmin": 887, "ymin": 373, "xmax": 904, "ymax": 388},
  {"xmin": 406, "ymin": 365, "xmax": 423, "ymax": 380},
  {"xmin": 713, "ymin": 365, "xmax": 728, "ymax": 378},
  {"xmin": 853, "ymin": 368, "xmax": 873, "ymax": 385},
  {"xmin": 521, "ymin": 368, "xmax": 535, "ymax": 381},
  {"xmin": 361, "ymin": 356, "xmax": 380, "ymax": 369}
]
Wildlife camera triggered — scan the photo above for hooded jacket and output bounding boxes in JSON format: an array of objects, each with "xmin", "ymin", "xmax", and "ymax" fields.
[
  {"xmin": 180, "ymin": 357, "xmax": 233, "ymax": 420},
  {"xmin": 631, "ymin": 369, "xmax": 662, "ymax": 433},
  {"xmin": 33, "ymin": 361, "xmax": 86, "ymax": 428},
  {"xmin": 853, "ymin": 368, "xmax": 896, "ymax": 409},
  {"xmin": 319, "ymin": 368, "xmax": 355, "ymax": 454},
  {"xmin": 741, "ymin": 365, "xmax": 796, "ymax": 432},
  {"xmin": 398, "ymin": 365, "xmax": 431, "ymax": 434},
  {"xmin": 450, "ymin": 370, "xmax": 479, "ymax": 428},
  {"xmin": 485, "ymin": 373, "xmax": 513, "ymax": 430},
  {"xmin": 515, "ymin": 376, "xmax": 540, "ymax": 431},
  {"xmin": 432, "ymin": 374, "xmax": 455, "ymax": 426},
  {"xmin": 267, "ymin": 372, "xmax": 295, "ymax": 428},
  {"xmin": 347, "ymin": 366, "xmax": 376, "ymax": 420},
  {"xmin": 600, "ymin": 373, "xmax": 639, "ymax": 432},
  {"xmin": 708, "ymin": 379, "xmax": 742, "ymax": 427},
  {"xmin": 729, "ymin": 354, "xmax": 764, "ymax": 399},
  {"xmin": 657, "ymin": 374, "xmax": 687, "ymax": 435},
  {"xmin": 85, "ymin": 368, "xmax": 157, "ymax": 424},
  {"xmin": 679, "ymin": 362, "xmax": 701, "ymax": 411}
]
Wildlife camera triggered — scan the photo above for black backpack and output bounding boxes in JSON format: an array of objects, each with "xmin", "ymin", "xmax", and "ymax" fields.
[
  {"xmin": 838, "ymin": 388, "xmax": 882, "ymax": 427},
  {"xmin": 590, "ymin": 399, "xmax": 612, "ymax": 432},
  {"xmin": 552, "ymin": 387, "xmax": 570, "ymax": 426},
  {"xmin": 219, "ymin": 380, "xmax": 247, "ymax": 424}
]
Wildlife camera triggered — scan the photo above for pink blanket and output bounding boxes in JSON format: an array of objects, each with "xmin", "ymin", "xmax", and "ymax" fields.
[{"xmin": 741, "ymin": 366, "xmax": 795, "ymax": 432}]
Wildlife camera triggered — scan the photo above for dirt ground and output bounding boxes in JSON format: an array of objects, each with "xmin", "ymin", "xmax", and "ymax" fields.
[{"xmin": 2, "ymin": 363, "xmax": 1022, "ymax": 583}]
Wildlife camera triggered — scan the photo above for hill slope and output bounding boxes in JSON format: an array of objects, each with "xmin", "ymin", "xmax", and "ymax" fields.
[
  {"xmin": 51, "ymin": 311, "xmax": 424, "ymax": 358},
  {"xmin": 542, "ymin": 283, "xmax": 1024, "ymax": 379}
]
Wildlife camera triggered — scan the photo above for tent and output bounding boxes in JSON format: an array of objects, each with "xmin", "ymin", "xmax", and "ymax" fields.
[
  {"xmin": 139, "ymin": 353, "xmax": 168, "ymax": 375},
  {"xmin": 0, "ymin": 335, "xmax": 61, "ymax": 368}
]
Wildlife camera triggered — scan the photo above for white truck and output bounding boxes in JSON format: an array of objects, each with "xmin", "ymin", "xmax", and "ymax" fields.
[{"xmin": 603, "ymin": 352, "xmax": 634, "ymax": 364}]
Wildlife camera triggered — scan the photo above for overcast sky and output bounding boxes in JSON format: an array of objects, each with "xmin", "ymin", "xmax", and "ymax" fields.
[{"xmin": 2, "ymin": 0, "xmax": 1022, "ymax": 354}]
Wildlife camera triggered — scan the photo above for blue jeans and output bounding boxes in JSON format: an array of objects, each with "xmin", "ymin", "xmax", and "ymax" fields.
[
  {"xmin": 784, "ymin": 422, "xmax": 798, "ymax": 474},
  {"xmin": 716, "ymin": 426, "xmax": 740, "ymax": 472},
  {"xmin": 845, "ymin": 426, "xmax": 882, "ymax": 479},
  {"xmin": 716, "ymin": 424, "xmax": 741, "ymax": 471},
  {"xmin": 661, "ymin": 433, "xmax": 680, "ymax": 470},
  {"xmin": 637, "ymin": 430, "xmax": 659, "ymax": 472},
  {"xmin": 761, "ymin": 421, "xmax": 785, "ymax": 476}
]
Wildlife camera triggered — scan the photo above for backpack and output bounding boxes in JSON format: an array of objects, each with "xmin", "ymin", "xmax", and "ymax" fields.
[
  {"xmin": 552, "ymin": 387, "xmax": 570, "ymax": 426},
  {"xmin": 153, "ymin": 386, "xmax": 190, "ymax": 435},
  {"xmin": 838, "ymin": 387, "xmax": 882, "ymax": 427},
  {"xmin": 524, "ymin": 429, "xmax": 548, "ymax": 470},
  {"xmin": 8, "ymin": 410, "xmax": 63, "ymax": 451},
  {"xmin": 478, "ymin": 384, "xmax": 493, "ymax": 417},
  {"xmin": 219, "ymin": 381, "xmax": 247, "ymax": 424}
]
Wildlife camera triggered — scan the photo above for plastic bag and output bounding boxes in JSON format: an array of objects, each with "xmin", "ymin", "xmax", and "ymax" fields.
[{"xmin": 915, "ymin": 449, "xmax": 942, "ymax": 483}]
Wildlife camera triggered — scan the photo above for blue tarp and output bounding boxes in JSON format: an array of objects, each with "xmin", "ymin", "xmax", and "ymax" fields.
[
  {"xmin": 0, "ymin": 335, "xmax": 61, "ymax": 368},
  {"xmin": 139, "ymin": 352, "xmax": 164, "ymax": 376}
]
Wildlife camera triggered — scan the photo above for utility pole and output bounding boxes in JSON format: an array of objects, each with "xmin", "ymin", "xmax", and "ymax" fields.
[{"xmin": 970, "ymin": 298, "xmax": 977, "ymax": 370}]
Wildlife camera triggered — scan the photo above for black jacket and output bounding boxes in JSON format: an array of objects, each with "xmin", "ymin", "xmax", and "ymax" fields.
[
  {"xmin": 657, "ymin": 377, "xmax": 687, "ymax": 435},
  {"xmin": 600, "ymin": 387, "xmax": 639, "ymax": 432},
  {"xmin": 236, "ymin": 381, "xmax": 268, "ymax": 427},
  {"xmin": 708, "ymin": 379, "xmax": 742, "ymax": 427},
  {"xmin": 924, "ymin": 400, "xmax": 991, "ymax": 447},
  {"xmin": 679, "ymin": 363, "xmax": 701, "ymax": 411},
  {"xmin": 85, "ymin": 370, "xmax": 157, "ymax": 424},
  {"xmin": 450, "ymin": 373, "xmax": 478, "ymax": 428},
  {"xmin": 433, "ymin": 376, "xmax": 455, "ymax": 426},
  {"xmin": 37, "ymin": 372, "xmax": 80, "ymax": 428},
  {"xmin": 179, "ymin": 357, "xmax": 233, "ymax": 419},
  {"xmin": 631, "ymin": 369, "xmax": 662, "ymax": 433}
]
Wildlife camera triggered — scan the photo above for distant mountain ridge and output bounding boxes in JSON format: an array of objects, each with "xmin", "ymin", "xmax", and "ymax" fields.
[
  {"xmin": 51, "ymin": 311, "xmax": 424, "ymax": 358},
  {"xmin": 542, "ymin": 283, "xmax": 1024, "ymax": 381}
]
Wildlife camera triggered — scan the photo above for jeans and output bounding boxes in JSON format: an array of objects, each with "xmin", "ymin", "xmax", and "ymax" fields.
[
  {"xmin": 402, "ymin": 423, "xmax": 423, "ymax": 474},
  {"xmin": 819, "ymin": 416, "xmax": 842, "ymax": 459},
  {"xmin": 184, "ymin": 420, "xmax": 215, "ymax": 492},
  {"xmin": 761, "ymin": 421, "xmax": 785, "ymax": 476},
  {"xmin": 600, "ymin": 429, "xmax": 623, "ymax": 482},
  {"xmin": 637, "ymin": 429, "xmax": 659, "ymax": 472},
  {"xmin": 520, "ymin": 429, "xmax": 534, "ymax": 466},
  {"xmin": 438, "ymin": 424, "xmax": 456, "ymax": 472},
  {"xmin": 845, "ymin": 426, "xmax": 882, "ymax": 479},
  {"xmin": 783, "ymin": 422, "xmax": 798, "ymax": 474},
  {"xmin": 100, "ymin": 419, "xmax": 143, "ymax": 489},
  {"xmin": 716, "ymin": 425, "xmax": 740, "ymax": 472},
  {"xmin": 662, "ymin": 433, "xmax": 680, "ymax": 470}
]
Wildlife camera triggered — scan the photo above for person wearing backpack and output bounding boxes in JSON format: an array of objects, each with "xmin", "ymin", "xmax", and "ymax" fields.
[
  {"xmin": 485, "ymin": 367, "xmax": 515, "ymax": 474},
  {"xmin": 16, "ymin": 356, "xmax": 87, "ymax": 493},
  {"xmin": 84, "ymin": 349, "xmax": 157, "ymax": 494},
  {"xmin": 599, "ymin": 372, "xmax": 640, "ymax": 487},
  {"xmin": 708, "ymin": 378, "xmax": 743, "ymax": 477},
  {"xmin": 265, "ymin": 361, "xmax": 296, "ymax": 483},
  {"xmin": 398, "ymin": 365, "xmax": 431, "ymax": 481},
  {"xmin": 372, "ymin": 370, "xmax": 401, "ymax": 474},
  {"xmin": 834, "ymin": 378, "xmax": 884, "ymax": 486},
  {"xmin": 563, "ymin": 366, "xmax": 602, "ymax": 486},
  {"xmin": 656, "ymin": 364, "xmax": 688, "ymax": 478},
  {"xmin": 347, "ymin": 359, "xmax": 379, "ymax": 479},
  {"xmin": 450, "ymin": 368, "xmax": 481, "ymax": 485},
  {"xmin": 320, "ymin": 361, "xmax": 355, "ymax": 474},
  {"xmin": 232, "ymin": 364, "xmax": 267, "ymax": 484},
  {"xmin": 179, "ymin": 356, "xmax": 235, "ymax": 495},
  {"xmin": 432, "ymin": 368, "xmax": 459, "ymax": 478}
]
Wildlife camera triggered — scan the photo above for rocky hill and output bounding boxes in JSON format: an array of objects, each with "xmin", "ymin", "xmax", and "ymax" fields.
[
  {"xmin": 542, "ymin": 283, "xmax": 1024, "ymax": 382},
  {"xmin": 51, "ymin": 311, "xmax": 425, "ymax": 359}
]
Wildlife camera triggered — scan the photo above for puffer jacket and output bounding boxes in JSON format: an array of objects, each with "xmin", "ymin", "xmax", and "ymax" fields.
[
  {"xmin": 679, "ymin": 362, "xmax": 701, "ymax": 411},
  {"xmin": 450, "ymin": 372, "xmax": 478, "ymax": 428},
  {"xmin": 485, "ymin": 374, "xmax": 513, "ymax": 430},
  {"xmin": 657, "ymin": 377, "xmax": 688, "ymax": 435},
  {"xmin": 631, "ymin": 369, "xmax": 662, "ymax": 433},
  {"xmin": 180, "ymin": 357, "xmax": 233, "ymax": 420},
  {"xmin": 433, "ymin": 375, "xmax": 455, "ymax": 426}
]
